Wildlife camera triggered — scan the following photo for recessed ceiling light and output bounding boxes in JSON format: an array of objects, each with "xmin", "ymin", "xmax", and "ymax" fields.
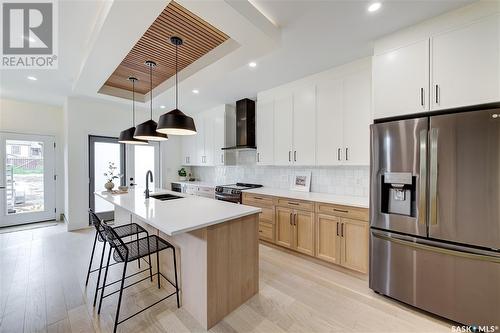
[
  {"xmin": 192, "ymin": 89, "xmax": 199, "ymax": 94},
  {"xmin": 27, "ymin": 76, "xmax": 37, "ymax": 81},
  {"xmin": 160, "ymin": 105, "xmax": 166, "ymax": 109},
  {"xmin": 368, "ymin": 2, "xmax": 382, "ymax": 12},
  {"xmin": 248, "ymin": 62, "xmax": 257, "ymax": 68}
]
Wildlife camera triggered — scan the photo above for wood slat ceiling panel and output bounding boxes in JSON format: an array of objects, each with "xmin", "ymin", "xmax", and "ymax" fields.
[{"xmin": 102, "ymin": 1, "xmax": 229, "ymax": 95}]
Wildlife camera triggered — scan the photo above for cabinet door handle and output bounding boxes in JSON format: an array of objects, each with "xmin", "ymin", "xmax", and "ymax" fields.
[
  {"xmin": 257, "ymin": 152, "xmax": 260, "ymax": 162},
  {"xmin": 336, "ymin": 222, "xmax": 339, "ymax": 236},
  {"xmin": 345, "ymin": 147, "xmax": 349, "ymax": 161},
  {"xmin": 288, "ymin": 151, "xmax": 291, "ymax": 162},
  {"xmin": 341, "ymin": 223, "xmax": 344, "ymax": 237},
  {"xmin": 435, "ymin": 84, "xmax": 439, "ymax": 104},
  {"xmin": 294, "ymin": 213, "xmax": 297, "ymax": 226},
  {"xmin": 337, "ymin": 148, "xmax": 341, "ymax": 161},
  {"xmin": 221, "ymin": 154, "xmax": 224, "ymax": 164},
  {"xmin": 289, "ymin": 212, "xmax": 293, "ymax": 225},
  {"xmin": 294, "ymin": 151, "xmax": 297, "ymax": 162},
  {"xmin": 420, "ymin": 87, "xmax": 424, "ymax": 107}
]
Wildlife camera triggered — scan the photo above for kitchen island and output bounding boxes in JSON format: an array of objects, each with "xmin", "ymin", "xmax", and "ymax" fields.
[{"xmin": 95, "ymin": 188, "xmax": 261, "ymax": 329}]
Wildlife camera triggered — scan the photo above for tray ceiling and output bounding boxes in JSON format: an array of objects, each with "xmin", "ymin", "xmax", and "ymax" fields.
[{"xmin": 100, "ymin": 1, "xmax": 229, "ymax": 98}]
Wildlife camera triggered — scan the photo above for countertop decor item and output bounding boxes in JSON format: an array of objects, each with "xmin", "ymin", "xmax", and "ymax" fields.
[
  {"xmin": 134, "ymin": 60, "xmax": 168, "ymax": 141},
  {"xmin": 104, "ymin": 162, "xmax": 121, "ymax": 191},
  {"xmin": 290, "ymin": 171, "xmax": 311, "ymax": 192},
  {"xmin": 178, "ymin": 167, "xmax": 187, "ymax": 181},
  {"xmin": 157, "ymin": 36, "xmax": 197, "ymax": 135},
  {"xmin": 118, "ymin": 77, "xmax": 148, "ymax": 145}
]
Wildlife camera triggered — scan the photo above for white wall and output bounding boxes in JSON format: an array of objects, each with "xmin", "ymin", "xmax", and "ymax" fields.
[
  {"xmin": 0, "ymin": 98, "xmax": 65, "ymax": 220},
  {"xmin": 64, "ymin": 96, "xmax": 181, "ymax": 231}
]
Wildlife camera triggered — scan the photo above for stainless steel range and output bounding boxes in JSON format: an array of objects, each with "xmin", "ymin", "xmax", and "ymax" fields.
[{"xmin": 215, "ymin": 183, "xmax": 262, "ymax": 203}]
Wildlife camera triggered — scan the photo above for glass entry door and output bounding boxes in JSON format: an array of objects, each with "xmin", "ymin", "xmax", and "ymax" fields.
[
  {"xmin": 89, "ymin": 136, "xmax": 125, "ymax": 222},
  {"xmin": 0, "ymin": 132, "xmax": 56, "ymax": 226}
]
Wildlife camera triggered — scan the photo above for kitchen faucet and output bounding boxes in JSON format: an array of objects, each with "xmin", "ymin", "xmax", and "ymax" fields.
[{"xmin": 145, "ymin": 170, "xmax": 153, "ymax": 198}]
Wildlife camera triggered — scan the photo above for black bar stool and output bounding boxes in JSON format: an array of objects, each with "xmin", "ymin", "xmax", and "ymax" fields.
[
  {"xmin": 97, "ymin": 223, "xmax": 180, "ymax": 333},
  {"xmin": 86, "ymin": 209, "xmax": 152, "ymax": 306}
]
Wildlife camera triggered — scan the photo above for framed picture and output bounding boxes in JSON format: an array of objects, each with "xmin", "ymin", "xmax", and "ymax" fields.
[{"xmin": 290, "ymin": 171, "xmax": 311, "ymax": 192}]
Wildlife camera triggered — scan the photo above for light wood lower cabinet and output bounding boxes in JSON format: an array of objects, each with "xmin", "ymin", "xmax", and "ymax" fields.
[
  {"xmin": 276, "ymin": 206, "xmax": 314, "ymax": 255},
  {"xmin": 276, "ymin": 206, "xmax": 294, "ymax": 248},
  {"xmin": 315, "ymin": 214, "xmax": 341, "ymax": 264},
  {"xmin": 245, "ymin": 193, "xmax": 369, "ymax": 274},
  {"xmin": 340, "ymin": 218, "xmax": 369, "ymax": 273},
  {"xmin": 315, "ymin": 213, "xmax": 369, "ymax": 273}
]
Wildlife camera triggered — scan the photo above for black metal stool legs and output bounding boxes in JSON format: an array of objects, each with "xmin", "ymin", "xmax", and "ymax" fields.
[
  {"xmin": 172, "ymin": 247, "xmax": 180, "ymax": 308},
  {"xmin": 93, "ymin": 241, "xmax": 107, "ymax": 306},
  {"xmin": 113, "ymin": 259, "xmax": 128, "ymax": 333},
  {"xmin": 85, "ymin": 231, "xmax": 98, "ymax": 286},
  {"xmin": 156, "ymin": 237, "xmax": 161, "ymax": 289},
  {"xmin": 98, "ymin": 247, "xmax": 112, "ymax": 314}
]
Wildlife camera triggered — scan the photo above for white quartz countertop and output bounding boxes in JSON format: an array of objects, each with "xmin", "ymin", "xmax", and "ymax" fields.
[
  {"xmin": 95, "ymin": 188, "xmax": 261, "ymax": 236},
  {"xmin": 171, "ymin": 181, "xmax": 216, "ymax": 188},
  {"xmin": 243, "ymin": 187, "xmax": 369, "ymax": 208}
]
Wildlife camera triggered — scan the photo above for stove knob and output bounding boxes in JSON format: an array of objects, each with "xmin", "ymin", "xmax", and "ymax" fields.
[{"xmin": 215, "ymin": 186, "xmax": 222, "ymax": 193}]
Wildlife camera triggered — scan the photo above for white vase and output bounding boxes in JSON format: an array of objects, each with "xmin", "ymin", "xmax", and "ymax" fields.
[
  {"xmin": 104, "ymin": 182, "xmax": 115, "ymax": 191},
  {"xmin": 179, "ymin": 176, "xmax": 186, "ymax": 181}
]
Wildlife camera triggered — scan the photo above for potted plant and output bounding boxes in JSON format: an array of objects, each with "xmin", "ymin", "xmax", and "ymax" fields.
[
  {"xmin": 104, "ymin": 162, "xmax": 121, "ymax": 191},
  {"xmin": 178, "ymin": 167, "xmax": 187, "ymax": 181}
]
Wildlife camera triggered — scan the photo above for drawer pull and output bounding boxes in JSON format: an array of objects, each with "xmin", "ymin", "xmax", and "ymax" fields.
[
  {"xmin": 259, "ymin": 230, "xmax": 263, "ymax": 233},
  {"xmin": 333, "ymin": 208, "xmax": 349, "ymax": 213},
  {"xmin": 288, "ymin": 202, "xmax": 299, "ymax": 206},
  {"xmin": 253, "ymin": 197, "xmax": 263, "ymax": 200}
]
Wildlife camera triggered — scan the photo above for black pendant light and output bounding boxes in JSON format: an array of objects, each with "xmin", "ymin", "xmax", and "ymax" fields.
[
  {"xmin": 157, "ymin": 36, "xmax": 197, "ymax": 135},
  {"xmin": 134, "ymin": 60, "xmax": 168, "ymax": 141},
  {"xmin": 119, "ymin": 77, "xmax": 148, "ymax": 145}
]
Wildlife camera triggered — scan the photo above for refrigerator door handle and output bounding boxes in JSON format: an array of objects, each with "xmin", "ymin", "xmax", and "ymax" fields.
[
  {"xmin": 418, "ymin": 130, "xmax": 427, "ymax": 225},
  {"xmin": 372, "ymin": 230, "xmax": 500, "ymax": 263},
  {"xmin": 429, "ymin": 128, "xmax": 439, "ymax": 226}
]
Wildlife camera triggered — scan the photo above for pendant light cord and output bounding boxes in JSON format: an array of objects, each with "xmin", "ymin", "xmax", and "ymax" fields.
[
  {"xmin": 175, "ymin": 42, "xmax": 178, "ymax": 109},
  {"xmin": 149, "ymin": 63, "xmax": 153, "ymax": 120},
  {"xmin": 132, "ymin": 79, "xmax": 135, "ymax": 126}
]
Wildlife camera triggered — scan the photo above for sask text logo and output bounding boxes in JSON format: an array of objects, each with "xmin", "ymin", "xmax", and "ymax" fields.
[{"xmin": 1, "ymin": 0, "xmax": 58, "ymax": 68}]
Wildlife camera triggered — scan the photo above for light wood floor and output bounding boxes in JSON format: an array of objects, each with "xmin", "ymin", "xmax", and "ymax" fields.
[{"xmin": 0, "ymin": 223, "xmax": 452, "ymax": 333}]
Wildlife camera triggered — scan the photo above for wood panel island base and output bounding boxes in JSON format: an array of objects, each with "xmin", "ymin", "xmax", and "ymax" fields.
[{"xmin": 96, "ymin": 189, "xmax": 261, "ymax": 330}]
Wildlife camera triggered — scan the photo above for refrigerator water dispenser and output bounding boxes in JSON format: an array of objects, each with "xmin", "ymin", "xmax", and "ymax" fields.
[{"xmin": 381, "ymin": 172, "xmax": 415, "ymax": 217}]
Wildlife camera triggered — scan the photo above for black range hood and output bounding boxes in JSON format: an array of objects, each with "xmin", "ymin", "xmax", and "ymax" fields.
[{"xmin": 222, "ymin": 98, "xmax": 256, "ymax": 150}]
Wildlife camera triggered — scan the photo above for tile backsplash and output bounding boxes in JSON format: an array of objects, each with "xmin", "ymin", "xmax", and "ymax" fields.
[{"xmin": 190, "ymin": 152, "xmax": 369, "ymax": 197}]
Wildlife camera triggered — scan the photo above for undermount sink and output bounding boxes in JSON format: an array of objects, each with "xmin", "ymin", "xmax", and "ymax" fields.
[{"xmin": 150, "ymin": 193, "xmax": 184, "ymax": 201}]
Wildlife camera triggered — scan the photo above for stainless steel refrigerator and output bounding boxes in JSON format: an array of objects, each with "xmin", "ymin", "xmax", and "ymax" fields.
[{"xmin": 370, "ymin": 105, "xmax": 500, "ymax": 326}]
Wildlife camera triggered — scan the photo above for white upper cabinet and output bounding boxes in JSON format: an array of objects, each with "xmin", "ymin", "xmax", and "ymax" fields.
[
  {"xmin": 431, "ymin": 14, "xmax": 500, "ymax": 110},
  {"xmin": 181, "ymin": 134, "xmax": 196, "ymax": 165},
  {"xmin": 273, "ymin": 94, "xmax": 293, "ymax": 165},
  {"xmin": 316, "ymin": 66, "xmax": 371, "ymax": 166},
  {"xmin": 256, "ymin": 98, "xmax": 274, "ymax": 165},
  {"xmin": 373, "ymin": 39, "xmax": 429, "ymax": 119},
  {"xmin": 316, "ymin": 78, "xmax": 343, "ymax": 166},
  {"xmin": 292, "ymin": 85, "xmax": 316, "ymax": 165},
  {"xmin": 342, "ymin": 69, "xmax": 371, "ymax": 165},
  {"xmin": 182, "ymin": 105, "xmax": 234, "ymax": 166},
  {"xmin": 373, "ymin": 5, "xmax": 500, "ymax": 119}
]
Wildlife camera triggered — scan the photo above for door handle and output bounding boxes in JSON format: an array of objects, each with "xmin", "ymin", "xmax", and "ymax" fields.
[
  {"xmin": 435, "ymin": 84, "xmax": 439, "ymax": 104},
  {"xmin": 294, "ymin": 151, "xmax": 297, "ymax": 162},
  {"xmin": 337, "ymin": 148, "xmax": 341, "ymax": 161},
  {"xmin": 418, "ymin": 129, "xmax": 427, "ymax": 225},
  {"xmin": 288, "ymin": 151, "xmax": 291, "ymax": 162},
  {"xmin": 294, "ymin": 213, "xmax": 297, "ymax": 226},
  {"xmin": 340, "ymin": 223, "xmax": 344, "ymax": 237},
  {"xmin": 420, "ymin": 88, "xmax": 424, "ymax": 107},
  {"xmin": 257, "ymin": 152, "xmax": 260, "ymax": 162},
  {"xmin": 429, "ymin": 128, "xmax": 439, "ymax": 226},
  {"xmin": 345, "ymin": 147, "xmax": 349, "ymax": 161},
  {"xmin": 289, "ymin": 212, "xmax": 293, "ymax": 225},
  {"xmin": 336, "ymin": 222, "xmax": 339, "ymax": 236}
]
